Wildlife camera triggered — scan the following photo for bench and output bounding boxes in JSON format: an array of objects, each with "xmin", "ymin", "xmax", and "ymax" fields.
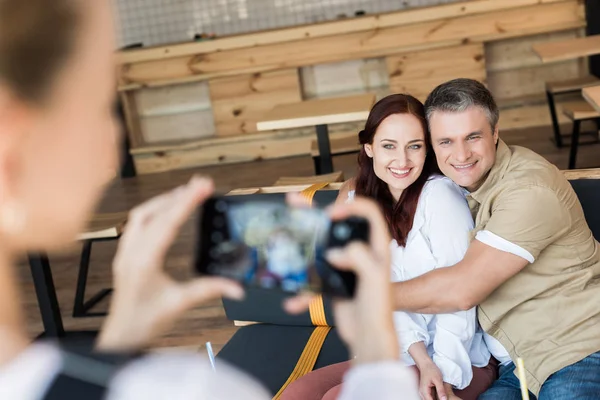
[
  {"xmin": 562, "ymin": 100, "xmax": 600, "ymax": 169},
  {"xmin": 545, "ymin": 76, "xmax": 600, "ymax": 148},
  {"xmin": 310, "ymin": 134, "xmax": 361, "ymax": 175},
  {"xmin": 273, "ymin": 171, "xmax": 345, "ymax": 186},
  {"xmin": 73, "ymin": 212, "xmax": 128, "ymax": 317}
]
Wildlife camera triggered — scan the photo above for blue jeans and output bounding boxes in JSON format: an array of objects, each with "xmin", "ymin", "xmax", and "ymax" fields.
[{"xmin": 478, "ymin": 351, "xmax": 600, "ymax": 400}]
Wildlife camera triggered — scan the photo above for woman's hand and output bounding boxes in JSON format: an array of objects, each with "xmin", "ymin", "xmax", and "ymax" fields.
[
  {"xmin": 417, "ymin": 361, "xmax": 447, "ymax": 400},
  {"xmin": 96, "ymin": 176, "xmax": 244, "ymax": 352},
  {"xmin": 285, "ymin": 194, "xmax": 399, "ymax": 365}
]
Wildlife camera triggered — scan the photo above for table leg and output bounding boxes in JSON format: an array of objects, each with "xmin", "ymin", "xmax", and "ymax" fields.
[
  {"xmin": 316, "ymin": 124, "xmax": 334, "ymax": 175},
  {"xmin": 28, "ymin": 254, "xmax": 65, "ymax": 337}
]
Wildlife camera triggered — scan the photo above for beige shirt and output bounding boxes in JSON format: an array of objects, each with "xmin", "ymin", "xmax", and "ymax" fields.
[{"xmin": 468, "ymin": 140, "xmax": 600, "ymax": 395}]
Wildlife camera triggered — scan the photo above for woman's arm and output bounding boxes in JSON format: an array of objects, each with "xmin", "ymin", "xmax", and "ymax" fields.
[{"xmin": 335, "ymin": 178, "xmax": 356, "ymax": 205}]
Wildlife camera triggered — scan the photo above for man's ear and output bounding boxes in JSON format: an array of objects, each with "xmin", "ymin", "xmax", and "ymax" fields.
[
  {"xmin": 364, "ymin": 143, "xmax": 373, "ymax": 158},
  {"xmin": 492, "ymin": 125, "xmax": 499, "ymax": 145}
]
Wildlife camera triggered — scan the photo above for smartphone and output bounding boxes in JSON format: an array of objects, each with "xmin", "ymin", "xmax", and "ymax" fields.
[{"xmin": 194, "ymin": 196, "xmax": 369, "ymax": 298}]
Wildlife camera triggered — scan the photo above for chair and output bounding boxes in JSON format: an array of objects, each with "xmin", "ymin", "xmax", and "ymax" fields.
[
  {"xmin": 545, "ymin": 76, "xmax": 599, "ymax": 147},
  {"xmin": 561, "ymin": 101, "xmax": 600, "ymax": 169},
  {"xmin": 72, "ymin": 212, "xmax": 127, "ymax": 317}
]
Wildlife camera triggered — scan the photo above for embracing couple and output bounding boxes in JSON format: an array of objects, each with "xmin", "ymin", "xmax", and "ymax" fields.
[{"xmin": 281, "ymin": 78, "xmax": 600, "ymax": 400}]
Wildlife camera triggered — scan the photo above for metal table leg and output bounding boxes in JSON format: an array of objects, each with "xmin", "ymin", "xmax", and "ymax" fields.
[
  {"xmin": 28, "ymin": 254, "xmax": 65, "ymax": 337},
  {"xmin": 316, "ymin": 124, "xmax": 334, "ymax": 175}
]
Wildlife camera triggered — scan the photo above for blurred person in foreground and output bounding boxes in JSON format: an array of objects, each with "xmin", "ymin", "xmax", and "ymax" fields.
[{"xmin": 0, "ymin": 0, "xmax": 420, "ymax": 398}]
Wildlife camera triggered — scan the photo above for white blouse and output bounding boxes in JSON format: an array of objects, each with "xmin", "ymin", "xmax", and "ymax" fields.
[{"xmin": 348, "ymin": 176, "xmax": 491, "ymax": 390}]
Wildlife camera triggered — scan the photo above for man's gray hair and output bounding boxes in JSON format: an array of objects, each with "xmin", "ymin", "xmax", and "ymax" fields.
[{"xmin": 424, "ymin": 78, "xmax": 499, "ymax": 132}]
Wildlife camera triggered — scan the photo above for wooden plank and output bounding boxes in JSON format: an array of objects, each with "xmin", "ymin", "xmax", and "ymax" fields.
[
  {"xmin": 140, "ymin": 109, "xmax": 216, "ymax": 143},
  {"xmin": 487, "ymin": 60, "xmax": 582, "ymax": 101},
  {"xmin": 209, "ymin": 69, "xmax": 302, "ymax": 136},
  {"xmin": 227, "ymin": 183, "xmax": 345, "ymax": 196},
  {"xmin": 136, "ymin": 81, "xmax": 211, "ymax": 117},
  {"xmin": 131, "ymin": 129, "xmax": 358, "ymax": 174},
  {"xmin": 273, "ymin": 171, "xmax": 345, "ymax": 186},
  {"xmin": 562, "ymin": 100, "xmax": 600, "ymax": 120},
  {"xmin": 118, "ymin": 1, "xmax": 584, "ymax": 91},
  {"xmin": 256, "ymin": 94, "xmax": 375, "ymax": 131},
  {"xmin": 562, "ymin": 168, "xmax": 600, "ymax": 180},
  {"xmin": 532, "ymin": 34, "xmax": 600, "ymax": 63},
  {"xmin": 498, "ymin": 98, "xmax": 576, "ymax": 130},
  {"xmin": 116, "ymin": 0, "xmax": 570, "ymax": 65},
  {"xmin": 486, "ymin": 29, "xmax": 583, "ymax": 72},
  {"xmin": 119, "ymin": 92, "xmax": 144, "ymax": 148},
  {"xmin": 386, "ymin": 44, "xmax": 486, "ymax": 102},
  {"xmin": 582, "ymin": 85, "xmax": 600, "ymax": 114}
]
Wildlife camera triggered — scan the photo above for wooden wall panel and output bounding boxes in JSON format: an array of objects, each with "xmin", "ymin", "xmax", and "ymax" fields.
[
  {"xmin": 119, "ymin": 1, "xmax": 583, "ymax": 90},
  {"xmin": 386, "ymin": 44, "xmax": 486, "ymax": 102},
  {"xmin": 209, "ymin": 69, "xmax": 302, "ymax": 137},
  {"xmin": 485, "ymin": 29, "xmax": 587, "ymax": 101},
  {"xmin": 488, "ymin": 62, "xmax": 583, "ymax": 101},
  {"xmin": 133, "ymin": 81, "xmax": 215, "ymax": 143}
]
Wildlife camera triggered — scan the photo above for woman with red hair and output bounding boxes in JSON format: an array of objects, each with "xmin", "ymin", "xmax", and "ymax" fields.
[{"xmin": 282, "ymin": 94, "xmax": 497, "ymax": 400}]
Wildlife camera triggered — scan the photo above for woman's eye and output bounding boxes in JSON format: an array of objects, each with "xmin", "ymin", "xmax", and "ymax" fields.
[
  {"xmin": 383, "ymin": 144, "xmax": 394, "ymax": 150},
  {"xmin": 409, "ymin": 144, "xmax": 422, "ymax": 150}
]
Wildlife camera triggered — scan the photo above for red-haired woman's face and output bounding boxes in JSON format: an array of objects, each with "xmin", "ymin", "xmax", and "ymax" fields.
[{"xmin": 364, "ymin": 113, "xmax": 426, "ymax": 201}]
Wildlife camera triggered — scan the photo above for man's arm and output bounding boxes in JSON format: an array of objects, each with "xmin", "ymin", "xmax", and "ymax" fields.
[{"xmin": 393, "ymin": 240, "xmax": 529, "ymax": 314}]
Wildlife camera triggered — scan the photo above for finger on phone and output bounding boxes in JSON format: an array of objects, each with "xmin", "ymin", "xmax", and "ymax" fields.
[
  {"xmin": 325, "ymin": 242, "xmax": 378, "ymax": 276},
  {"xmin": 158, "ymin": 176, "xmax": 214, "ymax": 230},
  {"xmin": 327, "ymin": 197, "xmax": 390, "ymax": 257},
  {"xmin": 181, "ymin": 277, "xmax": 245, "ymax": 309},
  {"xmin": 283, "ymin": 293, "xmax": 315, "ymax": 314}
]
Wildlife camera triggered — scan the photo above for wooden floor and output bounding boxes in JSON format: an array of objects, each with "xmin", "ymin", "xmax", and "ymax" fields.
[{"xmin": 16, "ymin": 124, "xmax": 600, "ymax": 354}]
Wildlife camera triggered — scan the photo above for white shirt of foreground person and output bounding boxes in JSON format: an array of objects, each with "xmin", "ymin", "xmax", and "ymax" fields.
[
  {"xmin": 0, "ymin": 343, "xmax": 420, "ymax": 400},
  {"xmin": 349, "ymin": 175, "xmax": 491, "ymax": 390}
]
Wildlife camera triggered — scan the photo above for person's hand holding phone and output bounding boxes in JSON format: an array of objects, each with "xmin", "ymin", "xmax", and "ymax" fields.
[
  {"xmin": 97, "ymin": 176, "xmax": 244, "ymax": 352},
  {"xmin": 285, "ymin": 194, "xmax": 399, "ymax": 365}
]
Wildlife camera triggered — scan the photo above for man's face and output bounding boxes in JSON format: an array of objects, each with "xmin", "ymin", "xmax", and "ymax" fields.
[{"xmin": 429, "ymin": 107, "xmax": 498, "ymax": 191}]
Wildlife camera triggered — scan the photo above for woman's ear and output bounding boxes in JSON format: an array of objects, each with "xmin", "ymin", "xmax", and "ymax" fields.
[{"xmin": 364, "ymin": 143, "xmax": 373, "ymax": 158}]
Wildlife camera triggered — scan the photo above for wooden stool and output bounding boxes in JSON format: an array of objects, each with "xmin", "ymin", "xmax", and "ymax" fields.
[
  {"xmin": 72, "ymin": 212, "xmax": 127, "ymax": 317},
  {"xmin": 562, "ymin": 101, "xmax": 600, "ymax": 169},
  {"xmin": 545, "ymin": 75, "xmax": 599, "ymax": 147},
  {"xmin": 310, "ymin": 134, "xmax": 361, "ymax": 175},
  {"xmin": 274, "ymin": 171, "xmax": 344, "ymax": 186}
]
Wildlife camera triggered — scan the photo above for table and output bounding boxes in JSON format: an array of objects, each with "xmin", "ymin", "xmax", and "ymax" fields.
[
  {"xmin": 532, "ymin": 35, "xmax": 600, "ymax": 63},
  {"xmin": 583, "ymin": 85, "xmax": 600, "ymax": 114},
  {"xmin": 28, "ymin": 213, "xmax": 126, "ymax": 348},
  {"xmin": 257, "ymin": 94, "xmax": 376, "ymax": 175}
]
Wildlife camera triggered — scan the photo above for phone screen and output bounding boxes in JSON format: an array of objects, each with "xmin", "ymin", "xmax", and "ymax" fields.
[{"xmin": 196, "ymin": 197, "xmax": 361, "ymax": 297}]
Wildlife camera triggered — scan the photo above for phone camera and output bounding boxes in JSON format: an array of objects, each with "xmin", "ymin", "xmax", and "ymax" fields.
[{"xmin": 333, "ymin": 223, "xmax": 351, "ymax": 241}]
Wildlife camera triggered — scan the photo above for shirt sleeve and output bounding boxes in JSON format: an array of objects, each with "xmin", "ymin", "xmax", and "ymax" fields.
[
  {"xmin": 423, "ymin": 179, "xmax": 474, "ymax": 269},
  {"xmin": 432, "ymin": 310, "xmax": 477, "ymax": 389},
  {"xmin": 107, "ymin": 353, "xmax": 271, "ymax": 400},
  {"xmin": 394, "ymin": 311, "xmax": 431, "ymax": 358},
  {"xmin": 480, "ymin": 185, "xmax": 571, "ymax": 261},
  {"xmin": 338, "ymin": 362, "xmax": 420, "ymax": 400}
]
